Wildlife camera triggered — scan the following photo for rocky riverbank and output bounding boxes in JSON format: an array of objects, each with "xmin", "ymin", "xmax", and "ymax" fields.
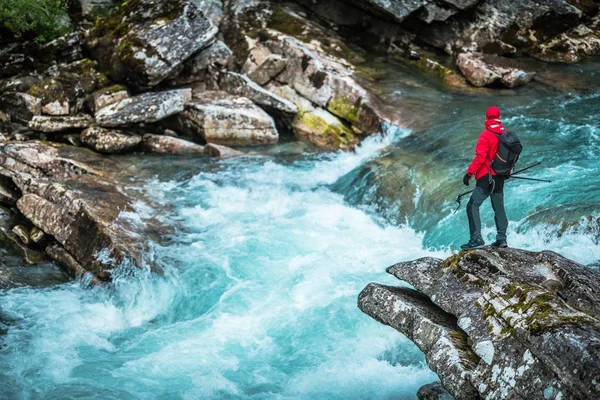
[
  {"xmin": 0, "ymin": 0, "xmax": 598, "ymax": 300},
  {"xmin": 359, "ymin": 248, "xmax": 600, "ymax": 399}
]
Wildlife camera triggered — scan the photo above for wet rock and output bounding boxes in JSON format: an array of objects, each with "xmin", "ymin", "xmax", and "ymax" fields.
[
  {"xmin": 203, "ymin": 142, "xmax": 243, "ymax": 159},
  {"xmin": 220, "ymin": 71, "xmax": 298, "ymax": 114},
  {"xmin": 95, "ymin": 88, "xmax": 191, "ymax": 127},
  {"xmin": 266, "ymin": 83, "xmax": 357, "ymax": 151},
  {"xmin": 12, "ymin": 225, "xmax": 30, "ymax": 245},
  {"xmin": 29, "ymin": 115, "xmax": 94, "ymax": 132},
  {"xmin": 0, "ymin": 141, "xmax": 164, "ymax": 280},
  {"xmin": 141, "ymin": 134, "xmax": 205, "ymax": 155},
  {"xmin": 248, "ymin": 54, "xmax": 287, "ymax": 85},
  {"xmin": 177, "ymin": 91, "xmax": 278, "ymax": 146},
  {"xmin": 0, "ymin": 92, "xmax": 41, "ymax": 124},
  {"xmin": 456, "ymin": 53, "xmax": 536, "ymax": 88},
  {"xmin": 359, "ymin": 248, "xmax": 600, "ymax": 399},
  {"xmin": 80, "ymin": 126, "xmax": 142, "ymax": 154},
  {"xmin": 87, "ymin": 84, "xmax": 129, "ymax": 115},
  {"xmin": 417, "ymin": 382, "xmax": 454, "ymax": 400},
  {"xmin": 87, "ymin": 0, "xmax": 219, "ymax": 90}
]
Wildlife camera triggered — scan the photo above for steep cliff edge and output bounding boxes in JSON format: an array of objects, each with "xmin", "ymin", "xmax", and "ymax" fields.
[{"xmin": 359, "ymin": 248, "xmax": 600, "ymax": 399}]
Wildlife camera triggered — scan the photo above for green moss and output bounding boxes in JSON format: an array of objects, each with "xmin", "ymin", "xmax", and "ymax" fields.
[
  {"xmin": 297, "ymin": 110, "xmax": 357, "ymax": 150},
  {"xmin": 268, "ymin": 7, "xmax": 306, "ymax": 37},
  {"xmin": 328, "ymin": 95, "xmax": 361, "ymax": 127}
]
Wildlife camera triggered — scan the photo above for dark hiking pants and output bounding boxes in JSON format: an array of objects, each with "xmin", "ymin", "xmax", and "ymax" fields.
[{"xmin": 466, "ymin": 176, "xmax": 508, "ymax": 242}]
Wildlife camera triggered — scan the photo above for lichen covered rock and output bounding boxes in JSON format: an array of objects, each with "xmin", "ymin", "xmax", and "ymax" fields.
[
  {"xmin": 87, "ymin": 0, "xmax": 219, "ymax": 90},
  {"xmin": 95, "ymin": 88, "xmax": 191, "ymax": 127},
  {"xmin": 359, "ymin": 248, "xmax": 600, "ymax": 399},
  {"xmin": 80, "ymin": 126, "xmax": 142, "ymax": 153}
]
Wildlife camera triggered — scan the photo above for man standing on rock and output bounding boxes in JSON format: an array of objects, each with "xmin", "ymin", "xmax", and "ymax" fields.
[{"xmin": 461, "ymin": 106, "xmax": 509, "ymax": 250}]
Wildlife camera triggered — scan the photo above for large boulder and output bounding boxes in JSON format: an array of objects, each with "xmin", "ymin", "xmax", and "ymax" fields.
[
  {"xmin": 80, "ymin": 126, "xmax": 142, "ymax": 153},
  {"xmin": 271, "ymin": 36, "xmax": 391, "ymax": 135},
  {"xmin": 176, "ymin": 91, "xmax": 279, "ymax": 146},
  {"xmin": 95, "ymin": 88, "xmax": 191, "ymax": 127},
  {"xmin": 0, "ymin": 141, "xmax": 164, "ymax": 281},
  {"xmin": 359, "ymin": 248, "xmax": 600, "ymax": 399},
  {"xmin": 266, "ymin": 83, "xmax": 358, "ymax": 151},
  {"xmin": 86, "ymin": 0, "xmax": 219, "ymax": 91}
]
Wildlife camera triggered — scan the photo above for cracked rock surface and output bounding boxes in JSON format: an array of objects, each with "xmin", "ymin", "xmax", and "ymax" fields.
[{"xmin": 359, "ymin": 248, "xmax": 600, "ymax": 399}]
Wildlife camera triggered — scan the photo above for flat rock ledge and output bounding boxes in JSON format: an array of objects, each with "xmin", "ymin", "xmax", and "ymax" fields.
[{"xmin": 358, "ymin": 248, "xmax": 600, "ymax": 400}]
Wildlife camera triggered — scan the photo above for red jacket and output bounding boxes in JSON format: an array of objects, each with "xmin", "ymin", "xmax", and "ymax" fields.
[{"xmin": 467, "ymin": 118, "xmax": 505, "ymax": 180}]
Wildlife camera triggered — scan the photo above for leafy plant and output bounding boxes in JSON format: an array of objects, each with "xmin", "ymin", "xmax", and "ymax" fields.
[{"xmin": 0, "ymin": 0, "xmax": 70, "ymax": 42}]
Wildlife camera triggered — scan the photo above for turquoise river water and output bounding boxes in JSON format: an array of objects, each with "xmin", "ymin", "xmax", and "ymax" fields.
[{"xmin": 0, "ymin": 58, "xmax": 598, "ymax": 399}]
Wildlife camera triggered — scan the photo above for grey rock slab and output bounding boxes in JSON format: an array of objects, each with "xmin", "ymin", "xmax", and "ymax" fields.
[
  {"xmin": 177, "ymin": 91, "xmax": 278, "ymax": 146},
  {"xmin": 29, "ymin": 115, "xmax": 94, "ymax": 132},
  {"xmin": 141, "ymin": 134, "xmax": 205, "ymax": 155},
  {"xmin": 95, "ymin": 88, "xmax": 191, "ymax": 127}
]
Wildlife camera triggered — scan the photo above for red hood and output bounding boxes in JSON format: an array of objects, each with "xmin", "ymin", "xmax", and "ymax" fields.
[{"xmin": 485, "ymin": 118, "xmax": 505, "ymax": 134}]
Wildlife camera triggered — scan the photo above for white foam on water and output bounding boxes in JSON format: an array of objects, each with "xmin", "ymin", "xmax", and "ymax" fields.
[{"xmin": 0, "ymin": 127, "xmax": 444, "ymax": 399}]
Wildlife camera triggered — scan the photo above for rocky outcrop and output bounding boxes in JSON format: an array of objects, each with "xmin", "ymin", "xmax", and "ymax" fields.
[
  {"xmin": 359, "ymin": 248, "xmax": 600, "ymax": 399},
  {"xmin": 86, "ymin": 0, "xmax": 219, "ymax": 91},
  {"xmin": 80, "ymin": 127, "xmax": 142, "ymax": 153},
  {"xmin": 456, "ymin": 53, "xmax": 536, "ymax": 88},
  {"xmin": 95, "ymin": 89, "xmax": 191, "ymax": 127},
  {"xmin": 176, "ymin": 91, "xmax": 279, "ymax": 146},
  {"xmin": 0, "ymin": 141, "xmax": 164, "ymax": 281}
]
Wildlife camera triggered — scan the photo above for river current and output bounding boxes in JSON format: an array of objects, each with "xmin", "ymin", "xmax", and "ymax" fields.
[{"xmin": 0, "ymin": 59, "xmax": 598, "ymax": 399}]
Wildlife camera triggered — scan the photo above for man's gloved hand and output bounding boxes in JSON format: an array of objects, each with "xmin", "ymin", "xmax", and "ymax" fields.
[{"xmin": 463, "ymin": 174, "xmax": 471, "ymax": 186}]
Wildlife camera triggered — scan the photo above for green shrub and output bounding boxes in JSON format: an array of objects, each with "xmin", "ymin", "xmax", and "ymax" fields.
[{"xmin": 0, "ymin": 0, "xmax": 70, "ymax": 42}]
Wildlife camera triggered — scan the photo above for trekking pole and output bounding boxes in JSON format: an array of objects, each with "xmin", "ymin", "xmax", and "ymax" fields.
[
  {"xmin": 509, "ymin": 176, "xmax": 552, "ymax": 183},
  {"xmin": 511, "ymin": 161, "xmax": 541, "ymax": 176},
  {"xmin": 452, "ymin": 189, "xmax": 474, "ymax": 215}
]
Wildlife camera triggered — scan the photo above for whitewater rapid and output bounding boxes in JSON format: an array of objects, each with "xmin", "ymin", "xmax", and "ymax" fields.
[{"xmin": 0, "ymin": 128, "xmax": 447, "ymax": 399}]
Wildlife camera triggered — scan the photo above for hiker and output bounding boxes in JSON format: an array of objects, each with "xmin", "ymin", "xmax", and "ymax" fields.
[{"xmin": 461, "ymin": 106, "xmax": 510, "ymax": 250}]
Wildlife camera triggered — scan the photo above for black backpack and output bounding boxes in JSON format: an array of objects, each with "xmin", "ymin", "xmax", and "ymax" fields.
[{"xmin": 491, "ymin": 131, "xmax": 522, "ymax": 175}]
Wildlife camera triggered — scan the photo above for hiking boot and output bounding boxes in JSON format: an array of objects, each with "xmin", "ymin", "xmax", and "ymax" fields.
[
  {"xmin": 460, "ymin": 238, "xmax": 485, "ymax": 250},
  {"xmin": 491, "ymin": 240, "xmax": 508, "ymax": 248}
]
